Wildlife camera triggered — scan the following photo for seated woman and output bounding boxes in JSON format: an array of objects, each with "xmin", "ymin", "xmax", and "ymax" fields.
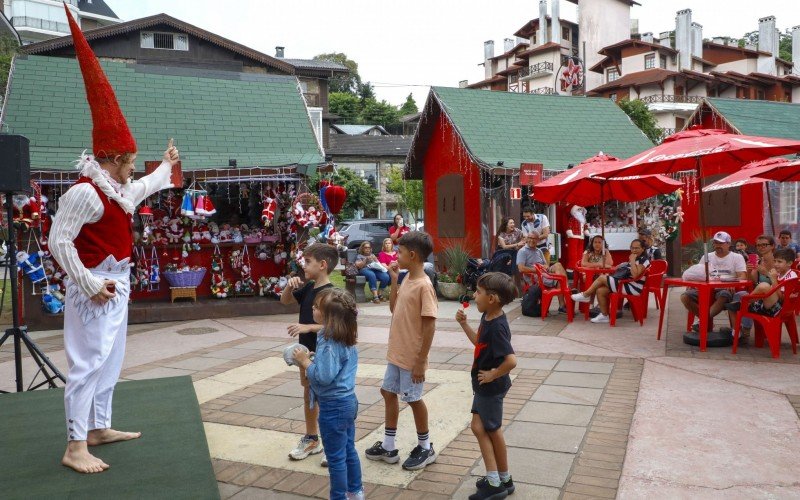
[
  {"xmin": 493, "ymin": 217, "xmax": 525, "ymax": 276},
  {"xmin": 581, "ymin": 235, "xmax": 614, "ymax": 269},
  {"xmin": 571, "ymin": 239, "xmax": 650, "ymax": 324},
  {"xmin": 377, "ymin": 237, "xmax": 398, "ymax": 268},
  {"xmin": 355, "ymin": 241, "xmax": 390, "ymax": 303}
]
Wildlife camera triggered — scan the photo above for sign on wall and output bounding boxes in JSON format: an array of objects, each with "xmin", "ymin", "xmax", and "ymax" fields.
[
  {"xmin": 520, "ymin": 163, "xmax": 543, "ymax": 186},
  {"xmin": 509, "ymin": 187, "xmax": 522, "ymax": 200}
]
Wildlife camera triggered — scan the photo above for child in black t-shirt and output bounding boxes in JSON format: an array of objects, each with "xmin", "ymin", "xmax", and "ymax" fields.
[
  {"xmin": 280, "ymin": 244, "xmax": 339, "ymax": 464},
  {"xmin": 455, "ymin": 272, "xmax": 518, "ymax": 500}
]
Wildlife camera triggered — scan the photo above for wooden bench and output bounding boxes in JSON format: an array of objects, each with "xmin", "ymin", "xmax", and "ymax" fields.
[{"xmin": 342, "ymin": 249, "xmax": 369, "ymax": 303}]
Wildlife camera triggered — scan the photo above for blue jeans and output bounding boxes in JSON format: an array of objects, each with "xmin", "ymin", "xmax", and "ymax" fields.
[
  {"xmin": 360, "ymin": 268, "xmax": 390, "ymax": 292},
  {"xmin": 319, "ymin": 394, "xmax": 362, "ymax": 499}
]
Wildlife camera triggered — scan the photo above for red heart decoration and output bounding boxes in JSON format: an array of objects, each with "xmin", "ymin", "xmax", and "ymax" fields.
[{"xmin": 324, "ymin": 184, "xmax": 347, "ymax": 215}]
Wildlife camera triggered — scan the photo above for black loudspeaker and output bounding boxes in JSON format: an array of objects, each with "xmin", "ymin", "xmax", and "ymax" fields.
[{"xmin": 0, "ymin": 134, "xmax": 30, "ymax": 193}]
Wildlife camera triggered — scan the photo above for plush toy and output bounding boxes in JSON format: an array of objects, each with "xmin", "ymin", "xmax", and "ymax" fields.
[
  {"xmin": 229, "ymin": 248, "xmax": 243, "ymax": 270},
  {"xmin": 209, "ymin": 222, "xmax": 220, "ymax": 244},
  {"xmin": 150, "ymin": 262, "xmax": 160, "ymax": 284},
  {"xmin": 166, "ymin": 218, "xmax": 182, "ymax": 244},
  {"xmin": 232, "ymin": 226, "xmax": 243, "ymax": 244},
  {"xmin": 42, "ymin": 293, "xmax": 64, "ymax": 314},
  {"xmin": 274, "ymin": 243, "xmax": 286, "ymax": 265},
  {"xmin": 0, "ymin": 241, "xmax": 7, "ymax": 261},
  {"xmin": 211, "ymin": 272, "xmax": 230, "ymax": 298},
  {"xmin": 17, "ymin": 251, "xmax": 46, "ymax": 284},
  {"xmin": 305, "ymin": 206, "xmax": 319, "ymax": 228},
  {"xmin": 257, "ymin": 276, "xmax": 271, "ymax": 296},
  {"xmin": 200, "ymin": 225, "xmax": 212, "ymax": 244},
  {"xmin": 272, "ymin": 276, "xmax": 288, "ymax": 298},
  {"xmin": 255, "ymin": 243, "xmax": 270, "ymax": 261},
  {"xmin": 152, "ymin": 228, "xmax": 167, "ymax": 246},
  {"xmin": 182, "ymin": 243, "xmax": 191, "ymax": 258},
  {"xmin": 219, "ymin": 224, "xmax": 232, "ymax": 243}
]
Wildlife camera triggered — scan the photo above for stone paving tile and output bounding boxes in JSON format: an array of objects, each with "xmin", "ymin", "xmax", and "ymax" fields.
[
  {"xmin": 123, "ymin": 366, "xmax": 195, "ymax": 380},
  {"xmin": 165, "ymin": 356, "xmax": 232, "ymax": 371},
  {"xmin": 232, "ymin": 340, "xmax": 286, "ymax": 350},
  {"xmin": 531, "ymin": 385, "xmax": 604, "ymax": 406},
  {"xmin": 544, "ymin": 371, "xmax": 610, "ymax": 389},
  {"xmin": 264, "ymin": 381, "xmax": 305, "ymax": 398},
  {"xmin": 204, "ymin": 347, "xmax": 264, "ymax": 360},
  {"xmin": 515, "ymin": 357, "xmax": 559, "ymax": 370},
  {"xmin": 226, "ymin": 394, "xmax": 304, "ymax": 417},
  {"xmin": 504, "ymin": 421, "xmax": 586, "ymax": 453},
  {"xmin": 475, "ymin": 447, "xmax": 575, "ymax": 488},
  {"xmin": 230, "ymin": 486, "xmax": 308, "ymax": 499},
  {"xmin": 516, "ymin": 401, "xmax": 596, "ymax": 426},
  {"xmin": 555, "ymin": 360, "xmax": 614, "ymax": 374}
]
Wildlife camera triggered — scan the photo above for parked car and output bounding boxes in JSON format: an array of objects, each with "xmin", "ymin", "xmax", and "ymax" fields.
[{"xmin": 338, "ymin": 219, "xmax": 395, "ymax": 250}]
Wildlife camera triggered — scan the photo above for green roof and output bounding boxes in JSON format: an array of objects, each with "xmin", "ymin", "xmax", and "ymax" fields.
[
  {"xmin": 408, "ymin": 87, "xmax": 654, "ymax": 173},
  {"xmin": 2, "ymin": 55, "xmax": 324, "ymax": 171},
  {"xmin": 706, "ymin": 98, "xmax": 800, "ymax": 140}
]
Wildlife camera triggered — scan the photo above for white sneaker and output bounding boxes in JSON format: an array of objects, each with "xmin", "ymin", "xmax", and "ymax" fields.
[
  {"xmin": 571, "ymin": 292, "xmax": 591, "ymax": 303},
  {"xmin": 288, "ymin": 436, "xmax": 323, "ymax": 460},
  {"xmin": 346, "ymin": 490, "xmax": 366, "ymax": 500},
  {"xmin": 591, "ymin": 313, "xmax": 609, "ymax": 323}
]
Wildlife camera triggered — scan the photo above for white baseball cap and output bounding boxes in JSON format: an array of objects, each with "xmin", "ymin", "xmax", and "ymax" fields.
[{"xmin": 712, "ymin": 231, "xmax": 731, "ymax": 243}]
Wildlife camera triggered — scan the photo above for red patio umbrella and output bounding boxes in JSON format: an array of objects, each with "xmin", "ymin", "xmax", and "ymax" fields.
[
  {"xmin": 705, "ymin": 157, "xmax": 800, "ymax": 235},
  {"xmin": 602, "ymin": 129, "xmax": 800, "ymax": 280},
  {"xmin": 534, "ymin": 153, "xmax": 682, "ymax": 251}
]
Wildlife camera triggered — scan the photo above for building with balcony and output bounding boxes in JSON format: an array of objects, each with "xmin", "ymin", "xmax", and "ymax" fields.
[
  {"xmin": 2, "ymin": 0, "xmax": 121, "ymax": 45},
  {"xmin": 586, "ymin": 10, "xmax": 800, "ymax": 135},
  {"xmin": 18, "ymin": 13, "xmax": 348, "ymax": 149}
]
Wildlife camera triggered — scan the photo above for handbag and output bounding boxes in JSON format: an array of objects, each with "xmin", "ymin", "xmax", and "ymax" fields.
[
  {"xmin": 344, "ymin": 262, "xmax": 359, "ymax": 278},
  {"xmin": 611, "ymin": 263, "xmax": 632, "ymax": 280}
]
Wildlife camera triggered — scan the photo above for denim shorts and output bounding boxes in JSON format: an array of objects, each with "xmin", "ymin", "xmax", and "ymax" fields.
[{"xmin": 382, "ymin": 363, "xmax": 424, "ymax": 402}]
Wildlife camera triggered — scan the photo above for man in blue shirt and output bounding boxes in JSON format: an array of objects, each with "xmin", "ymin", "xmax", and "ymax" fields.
[{"xmin": 776, "ymin": 230, "xmax": 800, "ymax": 254}]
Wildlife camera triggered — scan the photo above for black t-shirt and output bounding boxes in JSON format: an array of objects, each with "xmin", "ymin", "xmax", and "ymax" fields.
[
  {"xmin": 292, "ymin": 281, "xmax": 333, "ymax": 351},
  {"xmin": 472, "ymin": 313, "xmax": 515, "ymax": 396}
]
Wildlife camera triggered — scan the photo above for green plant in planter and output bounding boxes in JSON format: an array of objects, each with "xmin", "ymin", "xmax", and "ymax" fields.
[{"xmin": 438, "ymin": 242, "xmax": 471, "ymax": 283}]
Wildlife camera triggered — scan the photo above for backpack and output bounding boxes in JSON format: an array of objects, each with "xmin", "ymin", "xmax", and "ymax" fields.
[{"xmin": 521, "ymin": 285, "xmax": 542, "ymax": 317}]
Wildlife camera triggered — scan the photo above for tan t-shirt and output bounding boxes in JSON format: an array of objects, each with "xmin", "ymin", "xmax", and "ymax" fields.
[{"xmin": 387, "ymin": 275, "xmax": 438, "ymax": 370}]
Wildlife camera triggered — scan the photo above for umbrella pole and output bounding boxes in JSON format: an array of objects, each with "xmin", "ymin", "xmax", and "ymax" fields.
[
  {"xmin": 767, "ymin": 182, "xmax": 776, "ymax": 235},
  {"xmin": 600, "ymin": 189, "xmax": 606, "ymax": 258},
  {"xmin": 696, "ymin": 156, "xmax": 710, "ymax": 282}
]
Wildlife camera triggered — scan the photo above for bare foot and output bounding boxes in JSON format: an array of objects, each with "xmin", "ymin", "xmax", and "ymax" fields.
[
  {"xmin": 87, "ymin": 428, "xmax": 142, "ymax": 446},
  {"xmin": 62, "ymin": 442, "xmax": 110, "ymax": 474}
]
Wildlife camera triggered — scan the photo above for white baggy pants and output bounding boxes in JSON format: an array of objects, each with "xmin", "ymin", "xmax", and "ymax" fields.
[{"xmin": 63, "ymin": 256, "xmax": 131, "ymax": 442}]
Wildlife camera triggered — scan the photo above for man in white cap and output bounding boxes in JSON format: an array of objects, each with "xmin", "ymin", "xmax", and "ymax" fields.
[{"xmin": 680, "ymin": 231, "xmax": 747, "ymax": 332}]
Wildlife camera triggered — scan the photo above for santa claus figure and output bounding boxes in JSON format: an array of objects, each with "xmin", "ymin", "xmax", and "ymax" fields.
[
  {"xmin": 565, "ymin": 205, "xmax": 588, "ymax": 273},
  {"xmin": 48, "ymin": 6, "xmax": 180, "ymax": 475}
]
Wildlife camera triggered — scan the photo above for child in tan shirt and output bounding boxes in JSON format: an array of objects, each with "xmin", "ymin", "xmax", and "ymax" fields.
[{"xmin": 364, "ymin": 231, "xmax": 438, "ymax": 470}]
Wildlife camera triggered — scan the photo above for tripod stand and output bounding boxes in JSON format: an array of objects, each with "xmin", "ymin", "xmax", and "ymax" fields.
[{"xmin": 0, "ymin": 193, "xmax": 65, "ymax": 393}]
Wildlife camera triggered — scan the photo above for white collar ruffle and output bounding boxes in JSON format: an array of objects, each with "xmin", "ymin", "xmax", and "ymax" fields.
[{"xmin": 74, "ymin": 151, "xmax": 135, "ymax": 214}]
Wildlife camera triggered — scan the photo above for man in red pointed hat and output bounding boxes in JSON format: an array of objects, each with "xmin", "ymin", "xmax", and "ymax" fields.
[{"xmin": 49, "ymin": 5, "xmax": 180, "ymax": 474}]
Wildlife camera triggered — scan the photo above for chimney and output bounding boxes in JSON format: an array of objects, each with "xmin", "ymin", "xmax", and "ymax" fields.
[
  {"xmin": 793, "ymin": 26, "xmax": 800, "ymax": 72},
  {"xmin": 484, "ymin": 40, "xmax": 495, "ymax": 79},
  {"xmin": 675, "ymin": 9, "xmax": 692, "ymax": 70},
  {"xmin": 712, "ymin": 36, "xmax": 727, "ymax": 45},
  {"xmin": 504, "ymin": 37, "xmax": 514, "ymax": 52},
  {"xmin": 759, "ymin": 16, "xmax": 777, "ymax": 55},
  {"xmin": 275, "ymin": 46, "xmax": 285, "ymax": 58},
  {"xmin": 551, "ymin": 0, "xmax": 561, "ymax": 45},
  {"xmin": 641, "ymin": 32, "xmax": 654, "ymax": 44},
  {"xmin": 659, "ymin": 31, "xmax": 672, "ymax": 48},
  {"xmin": 630, "ymin": 19, "xmax": 639, "ymax": 36},
  {"xmin": 691, "ymin": 22, "xmax": 703, "ymax": 59},
  {"xmin": 539, "ymin": 0, "xmax": 548, "ymax": 45},
  {"xmin": 459, "ymin": 80, "xmax": 468, "ymax": 88},
  {"xmin": 516, "ymin": 36, "xmax": 527, "ymax": 46},
  {"xmin": 757, "ymin": 16, "xmax": 777, "ymax": 74}
]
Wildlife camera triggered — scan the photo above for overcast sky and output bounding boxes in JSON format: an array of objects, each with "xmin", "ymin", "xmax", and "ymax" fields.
[{"xmin": 108, "ymin": 0, "xmax": 798, "ymax": 107}]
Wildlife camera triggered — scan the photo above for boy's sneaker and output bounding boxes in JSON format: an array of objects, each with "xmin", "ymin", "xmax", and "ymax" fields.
[
  {"xmin": 476, "ymin": 476, "xmax": 515, "ymax": 495},
  {"xmin": 591, "ymin": 313, "xmax": 609, "ymax": 323},
  {"xmin": 402, "ymin": 443, "xmax": 436, "ymax": 470},
  {"xmin": 557, "ymin": 306, "xmax": 568, "ymax": 314},
  {"xmin": 345, "ymin": 490, "xmax": 365, "ymax": 500},
  {"xmin": 469, "ymin": 483, "xmax": 509, "ymax": 500},
  {"xmin": 364, "ymin": 441, "xmax": 400, "ymax": 464},
  {"xmin": 288, "ymin": 436, "xmax": 323, "ymax": 460}
]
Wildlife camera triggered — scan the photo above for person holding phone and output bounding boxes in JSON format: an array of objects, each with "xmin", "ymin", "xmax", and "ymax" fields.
[
  {"xmin": 389, "ymin": 214, "xmax": 410, "ymax": 245},
  {"xmin": 50, "ymin": 6, "xmax": 180, "ymax": 475}
]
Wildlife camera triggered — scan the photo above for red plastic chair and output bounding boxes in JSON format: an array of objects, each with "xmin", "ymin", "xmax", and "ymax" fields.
[
  {"xmin": 641, "ymin": 260, "xmax": 668, "ymax": 319},
  {"xmin": 607, "ymin": 267, "xmax": 651, "ymax": 327},
  {"xmin": 521, "ymin": 265, "xmax": 574, "ymax": 322},
  {"xmin": 733, "ymin": 277, "xmax": 800, "ymax": 358}
]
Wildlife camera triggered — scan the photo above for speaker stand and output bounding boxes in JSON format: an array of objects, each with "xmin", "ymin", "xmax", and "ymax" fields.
[{"xmin": 0, "ymin": 193, "xmax": 65, "ymax": 393}]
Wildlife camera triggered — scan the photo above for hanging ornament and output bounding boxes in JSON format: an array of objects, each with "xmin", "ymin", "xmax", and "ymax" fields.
[
  {"xmin": 194, "ymin": 194, "xmax": 206, "ymax": 217},
  {"xmin": 324, "ymin": 184, "xmax": 347, "ymax": 215},
  {"xmin": 261, "ymin": 196, "xmax": 277, "ymax": 227},
  {"xmin": 204, "ymin": 196, "xmax": 217, "ymax": 216},
  {"xmin": 319, "ymin": 184, "xmax": 330, "ymax": 212},
  {"xmin": 180, "ymin": 191, "xmax": 194, "ymax": 217}
]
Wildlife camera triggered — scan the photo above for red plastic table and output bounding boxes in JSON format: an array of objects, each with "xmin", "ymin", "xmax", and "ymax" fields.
[
  {"xmin": 657, "ymin": 278, "xmax": 752, "ymax": 351},
  {"xmin": 575, "ymin": 266, "xmax": 617, "ymax": 319}
]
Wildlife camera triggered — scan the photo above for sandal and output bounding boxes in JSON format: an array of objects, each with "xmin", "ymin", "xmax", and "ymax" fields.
[{"xmin": 372, "ymin": 297, "xmax": 381, "ymax": 304}]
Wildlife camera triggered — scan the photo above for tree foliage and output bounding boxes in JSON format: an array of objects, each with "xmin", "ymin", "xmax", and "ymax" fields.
[
  {"xmin": 399, "ymin": 93, "xmax": 418, "ymax": 116},
  {"xmin": 617, "ymin": 98, "xmax": 660, "ymax": 144},
  {"xmin": 309, "ymin": 168, "xmax": 379, "ymax": 220},
  {"xmin": 360, "ymin": 99, "xmax": 399, "ymax": 125},
  {"xmin": 386, "ymin": 166, "xmax": 424, "ymax": 222},
  {"xmin": 329, "ymin": 92, "xmax": 360, "ymax": 122},
  {"xmin": 736, "ymin": 30, "xmax": 792, "ymax": 61},
  {"xmin": 313, "ymin": 52, "xmax": 360, "ymax": 94},
  {"xmin": 0, "ymin": 36, "xmax": 19, "ymax": 100}
]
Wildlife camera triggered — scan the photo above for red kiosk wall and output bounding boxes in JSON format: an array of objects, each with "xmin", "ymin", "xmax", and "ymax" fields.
[
  {"xmin": 680, "ymin": 183, "xmax": 763, "ymax": 245},
  {"xmin": 422, "ymin": 114, "xmax": 482, "ymax": 256}
]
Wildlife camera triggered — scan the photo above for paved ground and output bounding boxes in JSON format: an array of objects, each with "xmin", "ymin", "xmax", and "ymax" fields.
[{"xmin": 3, "ymin": 288, "xmax": 800, "ymax": 499}]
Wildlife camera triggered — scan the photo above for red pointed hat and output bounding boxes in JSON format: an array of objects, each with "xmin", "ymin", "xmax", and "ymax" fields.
[{"xmin": 64, "ymin": 3, "xmax": 136, "ymax": 158}]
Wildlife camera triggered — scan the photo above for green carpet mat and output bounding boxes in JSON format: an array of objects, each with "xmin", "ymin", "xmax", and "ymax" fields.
[{"xmin": 0, "ymin": 376, "xmax": 219, "ymax": 500}]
